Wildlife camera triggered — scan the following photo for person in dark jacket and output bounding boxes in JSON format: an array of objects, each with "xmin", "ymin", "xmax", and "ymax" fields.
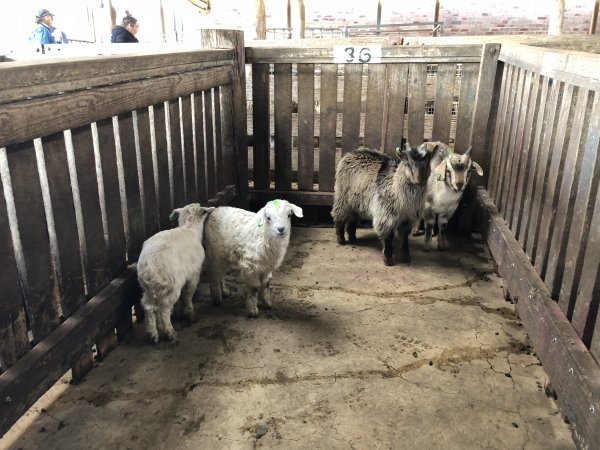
[{"xmin": 111, "ymin": 13, "xmax": 139, "ymax": 43}]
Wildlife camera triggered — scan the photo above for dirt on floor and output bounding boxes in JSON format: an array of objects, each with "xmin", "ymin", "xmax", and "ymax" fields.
[{"xmin": 2, "ymin": 227, "xmax": 575, "ymax": 450}]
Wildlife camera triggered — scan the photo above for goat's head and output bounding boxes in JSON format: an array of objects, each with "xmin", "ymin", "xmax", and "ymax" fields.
[
  {"xmin": 169, "ymin": 203, "xmax": 215, "ymax": 227},
  {"xmin": 398, "ymin": 142, "xmax": 437, "ymax": 185},
  {"xmin": 434, "ymin": 147, "xmax": 484, "ymax": 193},
  {"xmin": 256, "ymin": 199, "xmax": 303, "ymax": 237}
]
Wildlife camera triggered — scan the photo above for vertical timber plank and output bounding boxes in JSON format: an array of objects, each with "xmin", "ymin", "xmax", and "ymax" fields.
[
  {"xmin": 364, "ymin": 64, "xmax": 386, "ymax": 151},
  {"xmin": 454, "ymin": 63, "xmax": 479, "ymax": 152},
  {"xmin": 181, "ymin": 95, "xmax": 197, "ymax": 203},
  {"xmin": 407, "ymin": 63, "xmax": 426, "ymax": 146},
  {"xmin": 213, "ymin": 87, "xmax": 225, "ymax": 191},
  {"xmin": 168, "ymin": 100, "xmax": 185, "ymax": 209},
  {"xmin": 220, "ymin": 84, "xmax": 238, "ymax": 189},
  {"xmin": 204, "ymin": 90, "xmax": 216, "ymax": 199},
  {"xmin": 136, "ymin": 107, "xmax": 159, "ymax": 238},
  {"xmin": 193, "ymin": 93, "xmax": 208, "ymax": 204},
  {"xmin": 431, "ymin": 63, "xmax": 456, "ymax": 144},
  {"xmin": 252, "ymin": 63, "xmax": 270, "ymax": 190},
  {"xmin": 152, "ymin": 103, "xmax": 172, "ymax": 230},
  {"xmin": 297, "ymin": 63, "xmax": 315, "ymax": 190},
  {"xmin": 341, "ymin": 64, "xmax": 362, "ymax": 156},
  {"xmin": 488, "ymin": 64, "xmax": 511, "ymax": 198},
  {"xmin": 274, "ymin": 63, "xmax": 293, "ymax": 190},
  {"xmin": 318, "ymin": 64, "xmax": 338, "ymax": 192},
  {"xmin": 382, "ymin": 64, "xmax": 408, "ymax": 157}
]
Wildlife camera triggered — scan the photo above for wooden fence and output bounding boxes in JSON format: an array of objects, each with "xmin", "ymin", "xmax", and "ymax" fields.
[
  {"xmin": 0, "ymin": 31, "xmax": 246, "ymax": 436},
  {"xmin": 479, "ymin": 43, "xmax": 600, "ymax": 448},
  {"xmin": 246, "ymin": 43, "xmax": 499, "ymax": 207}
]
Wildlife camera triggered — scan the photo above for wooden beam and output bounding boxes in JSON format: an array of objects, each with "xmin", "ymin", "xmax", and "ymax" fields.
[
  {"xmin": 255, "ymin": 0, "xmax": 266, "ymax": 40},
  {"xmin": 590, "ymin": 0, "xmax": 599, "ymax": 34},
  {"xmin": 249, "ymin": 189, "xmax": 333, "ymax": 206},
  {"xmin": 476, "ymin": 187, "xmax": 600, "ymax": 450},
  {"xmin": 548, "ymin": 0, "xmax": 565, "ymax": 35},
  {"xmin": 433, "ymin": 0, "xmax": 441, "ymax": 37}
]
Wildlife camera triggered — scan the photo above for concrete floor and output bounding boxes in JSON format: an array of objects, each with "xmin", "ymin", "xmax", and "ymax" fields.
[{"xmin": 2, "ymin": 227, "xmax": 575, "ymax": 450}]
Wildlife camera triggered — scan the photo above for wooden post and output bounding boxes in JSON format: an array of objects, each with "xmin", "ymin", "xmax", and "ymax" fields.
[
  {"xmin": 255, "ymin": 0, "xmax": 266, "ymax": 40},
  {"xmin": 548, "ymin": 0, "xmax": 565, "ymax": 35},
  {"xmin": 433, "ymin": 0, "xmax": 440, "ymax": 36},
  {"xmin": 376, "ymin": 0, "xmax": 382, "ymax": 36},
  {"xmin": 287, "ymin": 0, "xmax": 292, "ymax": 39},
  {"xmin": 590, "ymin": 0, "xmax": 599, "ymax": 34},
  {"xmin": 290, "ymin": 0, "xmax": 305, "ymax": 39},
  {"xmin": 201, "ymin": 30, "xmax": 249, "ymax": 208}
]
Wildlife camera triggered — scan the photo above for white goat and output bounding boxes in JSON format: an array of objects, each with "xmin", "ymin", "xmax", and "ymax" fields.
[
  {"xmin": 201, "ymin": 200, "xmax": 303, "ymax": 317},
  {"xmin": 420, "ymin": 142, "xmax": 483, "ymax": 250},
  {"xmin": 136, "ymin": 203, "xmax": 213, "ymax": 343}
]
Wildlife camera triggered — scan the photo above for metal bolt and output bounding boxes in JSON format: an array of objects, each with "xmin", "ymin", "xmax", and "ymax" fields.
[{"xmin": 5, "ymin": 396, "xmax": 11, "ymax": 403}]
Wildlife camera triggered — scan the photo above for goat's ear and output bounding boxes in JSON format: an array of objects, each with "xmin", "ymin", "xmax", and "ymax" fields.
[
  {"xmin": 169, "ymin": 208, "xmax": 181, "ymax": 223},
  {"xmin": 464, "ymin": 146, "xmax": 472, "ymax": 156},
  {"xmin": 472, "ymin": 161, "xmax": 484, "ymax": 176},
  {"xmin": 290, "ymin": 203, "xmax": 303, "ymax": 218},
  {"xmin": 255, "ymin": 207, "xmax": 265, "ymax": 227},
  {"xmin": 435, "ymin": 159, "xmax": 447, "ymax": 181}
]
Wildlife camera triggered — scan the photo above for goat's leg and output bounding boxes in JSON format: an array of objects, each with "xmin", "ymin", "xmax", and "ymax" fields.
[
  {"xmin": 396, "ymin": 221, "xmax": 412, "ymax": 263},
  {"xmin": 382, "ymin": 232, "xmax": 394, "ymax": 266},
  {"xmin": 346, "ymin": 213, "xmax": 359, "ymax": 243},
  {"xmin": 157, "ymin": 304, "xmax": 177, "ymax": 341},
  {"xmin": 437, "ymin": 216, "xmax": 449, "ymax": 250},
  {"xmin": 143, "ymin": 304, "xmax": 159, "ymax": 344},
  {"xmin": 335, "ymin": 220, "xmax": 347, "ymax": 245},
  {"xmin": 180, "ymin": 276, "xmax": 199, "ymax": 322},
  {"xmin": 221, "ymin": 280, "xmax": 231, "ymax": 297},
  {"xmin": 243, "ymin": 275, "xmax": 261, "ymax": 317},
  {"xmin": 209, "ymin": 274, "xmax": 223, "ymax": 306},
  {"xmin": 258, "ymin": 273, "xmax": 272, "ymax": 309}
]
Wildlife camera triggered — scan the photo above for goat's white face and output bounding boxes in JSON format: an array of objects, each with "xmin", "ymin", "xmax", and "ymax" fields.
[
  {"xmin": 257, "ymin": 200, "xmax": 303, "ymax": 237},
  {"xmin": 435, "ymin": 150, "xmax": 483, "ymax": 193}
]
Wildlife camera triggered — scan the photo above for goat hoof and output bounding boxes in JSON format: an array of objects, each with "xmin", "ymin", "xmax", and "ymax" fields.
[
  {"xmin": 384, "ymin": 256, "xmax": 394, "ymax": 266},
  {"xmin": 337, "ymin": 237, "xmax": 346, "ymax": 245},
  {"xmin": 247, "ymin": 309, "xmax": 259, "ymax": 318},
  {"xmin": 146, "ymin": 333, "xmax": 159, "ymax": 345},
  {"xmin": 183, "ymin": 309, "xmax": 196, "ymax": 322},
  {"xmin": 163, "ymin": 330, "xmax": 177, "ymax": 341}
]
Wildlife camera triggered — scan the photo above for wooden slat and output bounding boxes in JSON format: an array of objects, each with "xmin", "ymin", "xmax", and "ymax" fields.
[
  {"xmin": 454, "ymin": 63, "xmax": 478, "ymax": 151},
  {"xmin": 5, "ymin": 141, "xmax": 59, "ymax": 343},
  {"xmin": 297, "ymin": 63, "xmax": 315, "ymax": 190},
  {"xmin": 249, "ymin": 189, "xmax": 333, "ymax": 206},
  {"xmin": 168, "ymin": 100, "xmax": 186, "ymax": 209},
  {"xmin": 193, "ymin": 93, "xmax": 208, "ymax": 204},
  {"xmin": 274, "ymin": 63, "xmax": 293, "ymax": 190},
  {"xmin": 364, "ymin": 64, "xmax": 386, "ymax": 150},
  {"xmin": 203, "ymin": 90, "xmax": 217, "ymax": 199},
  {"xmin": 382, "ymin": 64, "xmax": 408, "ymax": 157},
  {"xmin": 559, "ymin": 94, "xmax": 600, "ymax": 320},
  {"xmin": 431, "ymin": 63, "xmax": 456, "ymax": 143},
  {"xmin": 544, "ymin": 88, "xmax": 590, "ymax": 297},
  {"xmin": 406, "ymin": 63, "xmax": 427, "ymax": 146},
  {"xmin": 252, "ymin": 63, "xmax": 270, "ymax": 190},
  {"xmin": 487, "ymin": 64, "xmax": 511, "ymax": 198},
  {"xmin": 477, "ymin": 187, "xmax": 600, "ymax": 450},
  {"xmin": 70, "ymin": 125, "xmax": 112, "ymax": 297},
  {"xmin": 152, "ymin": 103, "xmax": 172, "ymax": 230},
  {"xmin": 0, "ymin": 162, "xmax": 28, "ymax": 371},
  {"xmin": 518, "ymin": 76, "xmax": 550, "ymax": 248},
  {"xmin": 0, "ymin": 66, "xmax": 233, "ymax": 149},
  {"xmin": 213, "ymin": 86, "xmax": 225, "ymax": 192},
  {"xmin": 318, "ymin": 64, "xmax": 338, "ymax": 192},
  {"xmin": 511, "ymin": 73, "xmax": 542, "ymax": 237},
  {"xmin": 525, "ymin": 79, "xmax": 562, "ymax": 262},
  {"xmin": 220, "ymin": 85, "xmax": 238, "ymax": 189},
  {"xmin": 95, "ymin": 118, "xmax": 126, "ymax": 275},
  {"xmin": 504, "ymin": 69, "xmax": 531, "ymax": 225},
  {"xmin": 534, "ymin": 83, "xmax": 574, "ymax": 278},
  {"xmin": 0, "ymin": 273, "xmax": 140, "ymax": 438},
  {"xmin": 341, "ymin": 64, "xmax": 362, "ymax": 156},
  {"xmin": 468, "ymin": 43, "xmax": 501, "ymax": 188},
  {"xmin": 117, "ymin": 113, "xmax": 145, "ymax": 262},
  {"xmin": 135, "ymin": 107, "xmax": 159, "ymax": 238},
  {"xmin": 246, "ymin": 44, "xmax": 484, "ymax": 64},
  {"xmin": 41, "ymin": 133, "xmax": 86, "ymax": 317},
  {"xmin": 181, "ymin": 95, "xmax": 197, "ymax": 203}
]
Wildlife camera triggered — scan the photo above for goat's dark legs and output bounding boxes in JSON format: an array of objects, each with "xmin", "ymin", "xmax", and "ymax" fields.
[
  {"xmin": 396, "ymin": 222, "xmax": 412, "ymax": 263},
  {"xmin": 437, "ymin": 217, "xmax": 449, "ymax": 250},
  {"xmin": 335, "ymin": 221, "xmax": 346, "ymax": 245},
  {"xmin": 382, "ymin": 232, "xmax": 394, "ymax": 266},
  {"xmin": 346, "ymin": 213, "xmax": 359, "ymax": 243}
]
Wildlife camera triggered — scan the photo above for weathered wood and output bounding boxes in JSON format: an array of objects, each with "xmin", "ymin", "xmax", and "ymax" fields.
[
  {"xmin": 518, "ymin": 76, "xmax": 550, "ymax": 248},
  {"xmin": 151, "ymin": 103, "xmax": 172, "ymax": 231},
  {"xmin": 364, "ymin": 64, "xmax": 386, "ymax": 150},
  {"xmin": 274, "ymin": 63, "xmax": 293, "ymax": 190},
  {"xmin": 5, "ymin": 141, "xmax": 60, "ymax": 343},
  {"xmin": 0, "ymin": 66, "xmax": 233, "ymax": 149},
  {"xmin": 246, "ymin": 45, "xmax": 484, "ymax": 64},
  {"xmin": 0, "ymin": 274, "xmax": 139, "ymax": 437},
  {"xmin": 249, "ymin": 189, "xmax": 333, "ymax": 206},
  {"xmin": 180, "ymin": 95, "xmax": 197, "ymax": 203},
  {"xmin": 192, "ymin": 93, "xmax": 208, "ymax": 204},
  {"xmin": 318, "ymin": 64, "xmax": 338, "ymax": 192},
  {"xmin": 407, "ymin": 63, "xmax": 426, "ymax": 145},
  {"xmin": 95, "ymin": 118, "xmax": 127, "ymax": 275},
  {"xmin": 382, "ymin": 64, "xmax": 408, "ymax": 157},
  {"xmin": 534, "ymin": 83, "xmax": 574, "ymax": 278},
  {"xmin": 167, "ymin": 101, "xmax": 185, "ymax": 210},
  {"xmin": 488, "ymin": 63, "xmax": 511, "ymax": 198},
  {"xmin": 468, "ymin": 43, "xmax": 501, "ymax": 187},
  {"xmin": 117, "ymin": 113, "xmax": 145, "ymax": 262},
  {"xmin": 297, "ymin": 63, "xmax": 315, "ymax": 190},
  {"xmin": 213, "ymin": 86, "xmax": 225, "ymax": 192},
  {"xmin": 511, "ymin": 73, "xmax": 542, "ymax": 238},
  {"xmin": 203, "ymin": 90, "xmax": 217, "ymax": 200},
  {"xmin": 41, "ymin": 133, "xmax": 87, "ymax": 317},
  {"xmin": 526, "ymin": 79, "xmax": 562, "ymax": 262},
  {"xmin": 0, "ymin": 50, "xmax": 234, "ymax": 103},
  {"xmin": 220, "ymin": 85, "xmax": 238, "ymax": 189},
  {"xmin": 135, "ymin": 107, "xmax": 159, "ymax": 238},
  {"xmin": 559, "ymin": 94, "xmax": 600, "ymax": 321},
  {"xmin": 454, "ymin": 63, "xmax": 478, "ymax": 152},
  {"xmin": 341, "ymin": 64, "xmax": 362, "ymax": 156},
  {"xmin": 0, "ymin": 164, "xmax": 28, "ymax": 371},
  {"xmin": 476, "ymin": 187, "xmax": 600, "ymax": 450},
  {"xmin": 94, "ymin": 329, "xmax": 117, "ymax": 361},
  {"xmin": 251, "ymin": 63, "xmax": 271, "ymax": 190},
  {"xmin": 544, "ymin": 88, "xmax": 590, "ymax": 298},
  {"xmin": 206, "ymin": 184, "xmax": 238, "ymax": 207},
  {"xmin": 431, "ymin": 63, "xmax": 456, "ymax": 143},
  {"xmin": 69, "ymin": 126, "xmax": 112, "ymax": 297},
  {"xmin": 71, "ymin": 349, "xmax": 94, "ymax": 384}
]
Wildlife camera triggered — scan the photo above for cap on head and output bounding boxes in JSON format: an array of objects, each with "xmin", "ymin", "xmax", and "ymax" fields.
[{"xmin": 37, "ymin": 9, "xmax": 54, "ymax": 18}]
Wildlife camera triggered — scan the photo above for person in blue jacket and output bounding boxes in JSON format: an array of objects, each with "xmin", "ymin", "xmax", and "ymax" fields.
[
  {"xmin": 30, "ymin": 9, "xmax": 57, "ymax": 44},
  {"xmin": 111, "ymin": 13, "xmax": 140, "ymax": 43}
]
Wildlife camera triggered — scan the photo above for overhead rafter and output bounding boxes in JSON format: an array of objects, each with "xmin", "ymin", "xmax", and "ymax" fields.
[{"xmin": 187, "ymin": 0, "xmax": 211, "ymax": 13}]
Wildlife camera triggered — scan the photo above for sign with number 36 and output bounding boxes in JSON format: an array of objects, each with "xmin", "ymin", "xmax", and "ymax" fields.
[{"xmin": 333, "ymin": 45, "xmax": 382, "ymax": 64}]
